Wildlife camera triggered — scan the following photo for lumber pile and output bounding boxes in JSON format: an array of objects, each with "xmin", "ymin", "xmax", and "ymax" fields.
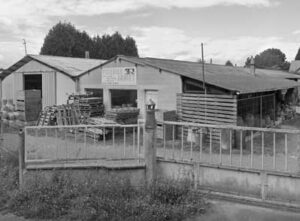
[
  {"xmin": 105, "ymin": 108, "xmax": 140, "ymax": 124},
  {"xmin": 69, "ymin": 95, "xmax": 104, "ymax": 117},
  {"xmin": 36, "ymin": 104, "xmax": 81, "ymax": 126},
  {"xmin": 85, "ymin": 117, "xmax": 117, "ymax": 140},
  {"xmin": 37, "ymin": 106, "xmax": 57, "ymax": 126}
]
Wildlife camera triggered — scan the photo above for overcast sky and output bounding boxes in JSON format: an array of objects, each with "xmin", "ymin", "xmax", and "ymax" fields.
[{"xmin": 1, "ymin": 0, "xmax": 300, "ymax": 68}]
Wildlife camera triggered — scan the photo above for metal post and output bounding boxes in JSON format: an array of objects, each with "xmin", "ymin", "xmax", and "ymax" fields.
[
  {"xmin": 144, "ymin": 104, "xmax": 157, "ymax": 186},
  {"xmin": 18, "ymin": 129, "xmax": 25, "ymax": 189}
]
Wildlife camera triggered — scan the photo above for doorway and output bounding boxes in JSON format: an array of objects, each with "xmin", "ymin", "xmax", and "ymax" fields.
[{"xmin": 24, "ymin": 74, "xmax": 42, "ymax": 91}]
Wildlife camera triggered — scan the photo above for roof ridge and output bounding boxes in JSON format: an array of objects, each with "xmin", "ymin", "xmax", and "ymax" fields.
[{"xmin": 29, "ymin": 54, "xmax": 105, "ymax": 61}]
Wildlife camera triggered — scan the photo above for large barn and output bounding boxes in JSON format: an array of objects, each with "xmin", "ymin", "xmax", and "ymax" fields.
[
  {"xmin": 0, "ymin": 55, "xmax": 105, "ymax": 108},
  {"xmin": 78, "ymin": 55, "xmax": 300, "ymax": 120}
]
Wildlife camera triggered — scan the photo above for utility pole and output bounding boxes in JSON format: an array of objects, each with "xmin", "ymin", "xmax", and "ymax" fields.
[
  {"xmin": 23, "ymin": 39, "xmax": 27, "ymax": 55},
  {"xmin": 201, "ymin": 43, "xmax": 206, "ymax": 94}
]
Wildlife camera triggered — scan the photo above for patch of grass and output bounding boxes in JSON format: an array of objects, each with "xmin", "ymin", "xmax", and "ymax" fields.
[
  {"xmin": 6, "ymin": 172, "xmax": 209, "ymax": 220},
  {"xmin": 0, "ymin": 149, "xmax": 19, "ymax": 209}
]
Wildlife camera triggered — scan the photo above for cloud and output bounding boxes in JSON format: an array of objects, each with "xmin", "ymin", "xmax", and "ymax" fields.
[
  {"xmin": 292, "ymin": 30, "xmax": 300, "ymax": 35},
  {"xmin": 132, "ymin": 26, "xmax": 299, "ymax": 66},
  {"xmin": 0, "ymin": 0, "xmax": 281, "ymax": 67}
]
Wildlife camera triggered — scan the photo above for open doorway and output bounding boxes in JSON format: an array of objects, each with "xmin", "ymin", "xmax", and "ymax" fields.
[{"xmin": 24, "ymin": 74, "xmax": 42, "ymax": 91}]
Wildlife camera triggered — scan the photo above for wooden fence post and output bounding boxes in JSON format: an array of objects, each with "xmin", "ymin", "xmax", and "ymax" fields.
[
  {"xmin": 144, "ymin": 104, "xmax": 157, "ymax": 186},
  {"xmin": 19, "ymin": 128, "xmax": 25, "ymax": 189}
]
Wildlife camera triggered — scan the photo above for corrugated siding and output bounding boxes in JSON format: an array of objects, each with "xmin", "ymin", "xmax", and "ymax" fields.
[
  {"xmin": 42, "ymin": 72, "xmax": 56, "ymax": 108},
  {"xmin": 13, "ymin": 73, "xmax": 23, "ymax": 103}
]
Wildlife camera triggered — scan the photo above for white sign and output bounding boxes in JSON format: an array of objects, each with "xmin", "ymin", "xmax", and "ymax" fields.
[{"xmin": 102, "ymin": 67, "xmax": 136, "ymax": 85}]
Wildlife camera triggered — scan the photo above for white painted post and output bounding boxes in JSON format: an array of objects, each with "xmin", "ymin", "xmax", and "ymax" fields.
[{"xmin": 144, "ymin": 104, "xmax": 157, "ymax": 185}]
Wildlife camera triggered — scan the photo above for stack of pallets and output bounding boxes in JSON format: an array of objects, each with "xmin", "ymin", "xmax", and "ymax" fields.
[
  {"xmin": 37, "ymin": 106, "xmax": 57, "ymax": 126},
  {"xmin": 85, "ymin": 117, "xmax": 116, "ymax": 140},
  {"xmin": 70, "ymin": 95, "xmax": 104, "ymax": 117},
  {"xmin": 105, "ymin": 108, "xmax": 140, "ymax": 124}
]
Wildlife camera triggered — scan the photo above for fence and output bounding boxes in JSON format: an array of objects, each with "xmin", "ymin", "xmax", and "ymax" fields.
[
  {"xmin": 176, "ymin": 93, "xmax": 237, "ymax": 143},
  {"xmin": 24, "ymin": 122, "xmax": 144, "ymax": 168},
  {"xmin": 237, "ymin": 93, "xmax": 276, "ymax": 127},
  {"xmin": 157, "ymin": 121, "xmax": 300, "ymax": 174}
]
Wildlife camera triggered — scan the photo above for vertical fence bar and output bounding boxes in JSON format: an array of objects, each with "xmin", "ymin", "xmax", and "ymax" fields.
[
  {"xmin": 123, "ymin": 127, "xmax": 126, "ymax": 157},
  {"xmin": 113, "ymin": 127, "xmax": 115, "ymax": 149},
  {"xmin": 209, "ymin": 128, "xmax": 212, "ymax": 163},
  {"xmin": 199, "ymin": 128, "xmax": 203, "ymax": 162},
  {"xmin": 64, "ymin": 129, "xmax": 68, "ymax": 160},
  {"xmin": 133, "ymin": 127, "xmax": 136, "ymax": 155},
  {"xmin": 239, "ymin": 131, "xmax": 243, "ymax": 167},
  {"xmin": 229, "ymin": 130, "xmax": 232, "ymax": 166},
  {"xmin": 273, "ymin": 133, "xmax": 276, "ymax": 170},
  {"xmin": 181, "ymin": 126, "xmax": 184, "ymax": 160},
  {"xmin": 137, "ymin": 123, "xmax": 140, "ymax": 163},
  {"xmin": 172, "ymin": 125, "xmax": 175, "ymax": 159},
  {"xmin": 250, "ymin": 130, "xmax": 254, "ymax": 168},
  {"xmin": 24, "ymin": 128, "xmax": 28, "ymax": 163},
  {"xmin": 55, "ymin": 129, "xmax": 58, "ymax": 160},
  {"xmin": 103, "ymin": 127, "xmax": 106, "ymax": 146},
  {"xmin": 93, "ymin": 132, "xmax": 96, "ymax": 147},
  {"xmin": 163, "ymin": 124, "xmax": 166, "ymax": 158},
  {"xmin": 262, "ymin": 132, "xmax": 264, "ymax": 169},
  {"xmin": 190, "ymin": 131, "xmax": 193, "ymax": 161},
  {"xmin": 219, "ymin": 130, "xmax": 222, "ymax": 164},
  {"xmin": 285, "ymin": 133, "xmax": 288, "ymax": 172},
  {"xmin": 273, "ymin": 94, "xmax": 276, "ymax": 123},
  {"xmin": 84, "ymin": 126, "xmax": 87, "ymax": 159}
]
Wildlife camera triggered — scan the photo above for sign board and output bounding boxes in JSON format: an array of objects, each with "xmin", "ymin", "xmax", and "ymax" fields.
[{"xmin": 102, "ymin": 67, "xmax": 136, "ymax": 85}]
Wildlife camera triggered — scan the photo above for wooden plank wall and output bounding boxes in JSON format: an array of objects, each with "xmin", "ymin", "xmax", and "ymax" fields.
[{"xmin": 176, "ymin": 93, "xmax": 237, "ymax": 142}]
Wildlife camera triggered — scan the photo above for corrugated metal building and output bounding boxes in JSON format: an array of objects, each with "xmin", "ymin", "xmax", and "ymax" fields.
[
  {"xmin": 79, "ymin": 55, "xmax": 300, "ymax": 117},
  {"xmin": 1, "ymin": 55, "xmax": 105, "ymax": 108}
]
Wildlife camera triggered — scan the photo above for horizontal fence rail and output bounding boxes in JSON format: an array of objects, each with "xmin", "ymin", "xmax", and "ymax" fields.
[
  {"xmin": 24, "ymin": 122, "xmax": 145, "ymax": 167},
  {"xmin": 158, "ymin": 121, "xmax": 300, "ymax": 174}
]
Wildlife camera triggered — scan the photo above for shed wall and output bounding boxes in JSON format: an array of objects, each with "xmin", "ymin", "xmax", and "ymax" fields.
[
  {"xmin": 2, "ymin": 60, "xmax": 75, "ymax": 107},
  {"xmin": 56, "ymin": 73, "xmax": 75, "ymax": 105},
  {"xmin": 80, "ymin": 59, "xmax": 182, "ymax": 117}
]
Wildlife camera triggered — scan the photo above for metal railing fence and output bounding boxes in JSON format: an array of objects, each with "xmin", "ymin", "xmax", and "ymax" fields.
[
  {"xmin": 158, "ymin": 121, "xmax": 300, "ymax": 174},
  {"xmin": 24, "ymin": 122, "xmax": 144, "ymax": 165}
]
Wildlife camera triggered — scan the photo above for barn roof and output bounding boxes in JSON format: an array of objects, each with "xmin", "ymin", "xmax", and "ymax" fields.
[
  {"xmin": 1, "ymin": 55, "xmax": 106, "ymax": 79},
  {"xmin": 289, "ymin": 60, "xmax": 300, "ymax": 74},
  {"xmin": 114, "ymin": 55, "xmax": 300, "ymax": 94}
]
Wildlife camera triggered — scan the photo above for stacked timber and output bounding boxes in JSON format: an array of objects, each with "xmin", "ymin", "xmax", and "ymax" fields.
[
  {"xmin": 105, "ymin": 108, "xmax": 140, "ymax": 124},
  {"xmin": 37, "ymin": 106, "xmax": 57, "ymax": 126},
  {"xmin": 85, "ymin": 117, "xmax": 116, "ymax": 139},
  {"xmin": 176, "ymin": 93, "xmax": 237, "ymax": 144},
  {"xmin": 71, "ymin": 95, "xmax": 104, "ymax": 117}
]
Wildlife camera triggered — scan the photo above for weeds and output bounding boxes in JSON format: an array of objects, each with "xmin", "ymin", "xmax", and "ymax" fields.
[{"xmin": 5, "ymin": 172, "xmax": 209, "ymax": 220}]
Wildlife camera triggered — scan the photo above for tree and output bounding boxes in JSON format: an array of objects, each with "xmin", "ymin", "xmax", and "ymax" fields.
[
  {"xmin": 244, "ymin": 48, "xmax": 289, "ymax": 70},
  {"xmin": 225, "ymin": 60, "xmax": 233, "ymax": 66},
  {"xmin": 40, "ymin": 22, "xmax": 139, "ymax": 59},
  {"xmin": 295, "ymin": 48, "xmax": 300, "ymax": 60}
]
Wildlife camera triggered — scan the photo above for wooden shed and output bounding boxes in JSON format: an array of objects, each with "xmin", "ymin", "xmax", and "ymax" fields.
[{"xmin": 0, "ymin": 55, "xmax": 105, "ymax": 108}]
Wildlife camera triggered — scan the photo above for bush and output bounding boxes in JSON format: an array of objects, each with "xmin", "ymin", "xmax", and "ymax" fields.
[{"xmin": 6, "ymin": 172, "xmax": 209, "ymax": 220}]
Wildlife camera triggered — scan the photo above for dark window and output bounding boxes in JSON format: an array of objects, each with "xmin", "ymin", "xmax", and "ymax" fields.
[{"xmin": 111, "ymin": 90, "xmax": 137, "ymax": 108}]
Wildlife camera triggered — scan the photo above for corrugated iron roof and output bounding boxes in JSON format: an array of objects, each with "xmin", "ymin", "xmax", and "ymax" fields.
[
  {"xmin": 1, "ymin": 55, "xmax": 106, "ymax": 79},
  {"xmin": 117, "ymin": 55, "xmax": 300, "ymax": 94},
  {"xmin": 289, "ymin": 60, "xmax": 300, "ymax": 73}
]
